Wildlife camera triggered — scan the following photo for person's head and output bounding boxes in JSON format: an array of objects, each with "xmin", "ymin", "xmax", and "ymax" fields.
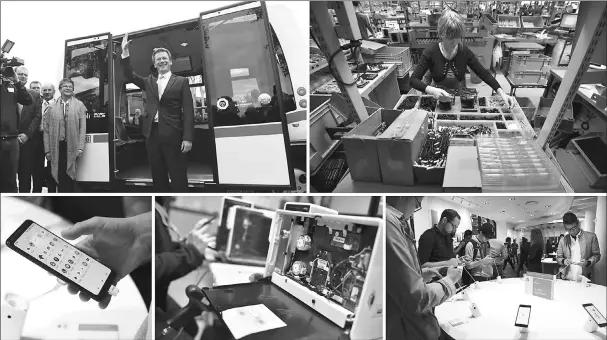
[
  {"xmin": 353, "ymin": 1, "xmax": 360, "ymax": 9},
  {"xmin": 41, "ymin": 83, "xmax": 55, "ymax": 101},
  {"xmin": 58, "ymin": 78, "xmax": 74, "ymax": 98},
  {"xmin": 135, "ymin": 108, "xmax": 141, "ymax": 117},
  {"xmin": 521, "ymin": 237, "xmax": 527, "ymax": 244},
  {"xmin": 558, "ymin": 234, "xmax": 565, "ymax": 242},
  {"xmin": 506, "ymin": 237, "xmax": 511, "ymax": 243},
  {"xmin": 15, "ymin": 66, "xmax": 28, "ymax": 85},
  {"xmin": 438, "ymin": 9, "xmax": 465, "ymax": 51},
  {"xmin": 563, "ymin": 212, "xmax": 581, "ymax": 236},
  {"xmin": 513, "ymin": 238, "xmax": 517, "ymax": 243},
  {"xmin": 386, "ymin": 196, "xmax": 423, "ymax": 219},
  {"xmin": 463, "ymin": 229, "xmax": 473, "ymax": 241},
  {"xmin": 438, "ymin": 209, "xmax": 461, "ymax": 235},
  {"xmin": 152, "ymin": 48, "xmax": 172, "ymax": 75},
  {"xmin": 29, "ymin": 81, "xmax": 41, "ymax": 94},
  {"xmin": 478, "ymin": 222, "xmax": 494, "ymax": 242},
  {"xmin": 530, "ymin": 229, "xmax": 544, "ymax": 248}
]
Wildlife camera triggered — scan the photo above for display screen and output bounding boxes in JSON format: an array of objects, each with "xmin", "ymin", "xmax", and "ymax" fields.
[
  {"xmin": 515, "ymin": 305, "xmax": 531, "ymax": 327},
  {"xmin": 584, "ymin": 304, "xmax": 607, "ymax": 326},
  {"xmin": 228, "ymin": 208, "xmax": 272, "ymax": 261},
  {"xmin": 217, "ymin": 198, "xmax": 253, "ymax": 252},
  {"xmin": 13, "ymin": 222, "xmax": 111, "ymax": 295}
]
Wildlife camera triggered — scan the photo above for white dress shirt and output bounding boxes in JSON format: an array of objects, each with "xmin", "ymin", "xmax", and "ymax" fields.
[
  {"xmin": 155, "ymin": 71, "xmax": 171, "ymax": 122},
  {"xmin": 568, "ymin": 230, "xmax": 583, "ymax": 281}
]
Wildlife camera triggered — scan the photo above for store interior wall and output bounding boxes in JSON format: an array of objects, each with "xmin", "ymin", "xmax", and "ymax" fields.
[
  {"xmin": 414, "ymin": 197, "xmax": 510, "ymax": 245},
  {"xmin": 593, "ymin": 196, "xmax": 606, "ymax": 287}
]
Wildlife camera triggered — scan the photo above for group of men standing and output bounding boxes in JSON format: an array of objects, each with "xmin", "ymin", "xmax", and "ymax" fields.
[{"xmin": 1, "ymin": 66, "xmax": 57, "ymax": 193}]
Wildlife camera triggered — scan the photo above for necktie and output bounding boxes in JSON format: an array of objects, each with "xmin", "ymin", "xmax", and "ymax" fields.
[{"xmin": 40, "ymin": 102, "xmax": 50, "ymax": 131}]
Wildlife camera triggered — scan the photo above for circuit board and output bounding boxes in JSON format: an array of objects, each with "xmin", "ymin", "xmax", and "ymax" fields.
[{"xmin": 284, "ymin": 220, "xmax": 377, "ymax": 313}]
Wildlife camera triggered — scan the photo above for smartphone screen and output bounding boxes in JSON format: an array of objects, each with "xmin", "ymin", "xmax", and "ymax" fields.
[
  {"xmin": 10, "ymin": 221, "xmax": 112, "ymax": 296},
  {"xmin": 216, "ymin": 198, "xmax": 253, "ymax": 252},
  {"xmin": 583, "ymin": 304, "xmax": 607, "ymax": 327},
  {"xmin": 515, "ymin": 305, "xmax": 531, "ymax": 327}
]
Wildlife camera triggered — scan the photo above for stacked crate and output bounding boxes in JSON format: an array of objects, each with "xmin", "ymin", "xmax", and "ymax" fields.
[{"xmin": 509, "ymin": 53, "xmax": 552, "ymax": 85}]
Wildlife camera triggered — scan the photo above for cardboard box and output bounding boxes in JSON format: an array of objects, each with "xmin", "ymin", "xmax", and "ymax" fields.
[
  {"xmin": 376, "ymin": 110, "xmax": 428, "ymax": 186},
  {"xmin": 342, "ymin": 108, "xmax": 402, "ymax": 182}
]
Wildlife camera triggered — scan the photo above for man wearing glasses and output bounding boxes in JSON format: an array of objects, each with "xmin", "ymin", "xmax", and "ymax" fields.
[
  {"xmin": 120, "ymin": 33, "xmax": 194, "ymax": 192},
  {"xmin": 43, "ymin": 78, "xmax": 86, "ymax": 192},
  {"xmin": 418, "ymin": 209, "xmax": 461, "ymax": 270},
  {"xmin": 386, "ymin": 197, "xmax": 462, "ymax": 340},
  {"xmin": 556, "ymin": 212, "xmax": 601, "ymax": 281}
]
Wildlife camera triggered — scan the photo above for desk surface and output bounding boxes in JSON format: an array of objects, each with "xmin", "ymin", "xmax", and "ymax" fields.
[
  {"xmin": 0, "ymin": 197, "xmax": 147, "ymax": 340},
  {"xmin": 550, "ymin": 68, "xmax": 607, "ymax": 117},
  {"xmin": 436, "ymin": 278, "xmax": 607, "ymax": 340}
]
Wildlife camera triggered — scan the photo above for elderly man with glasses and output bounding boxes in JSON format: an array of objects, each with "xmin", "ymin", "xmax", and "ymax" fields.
[
  {"xmin": 556, "ymin": 212, "xmax": 601, "ymax": 281},
  {"xmin": 43, "ymin": 78, "xmax": 86, "ymax": 192}
]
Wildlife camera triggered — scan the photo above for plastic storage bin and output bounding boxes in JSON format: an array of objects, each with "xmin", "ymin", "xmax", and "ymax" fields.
[
  {"xmin": 363, "ymin": 46, "xmax": 411, "ymax": 77},
  {"xmin": 521, "ymin": 16, "xmax": 544, "ymax": 32},
  {"xmin": 509, "ymin": 70, "xmax": 550, "ymax": 85},
  {"xmin": 476, "ymin": 138, "xmax": 562, "ymax": 192},
  {"xmin": 510, "ymin": 54, "xmax": 552, "ymax": 72},
  {"xmin": 497, "ymin": 15, "xmax": 521, "ymax": 34}
]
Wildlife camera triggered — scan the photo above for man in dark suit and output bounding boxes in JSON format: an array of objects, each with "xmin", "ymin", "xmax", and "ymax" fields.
[
  {"xmin": 15, "ymin": 68, "xmax": 42, "ymax": 193},
  {"xmin": 121, "ymin": 33, "xmax": 194, "ymax": 192}
]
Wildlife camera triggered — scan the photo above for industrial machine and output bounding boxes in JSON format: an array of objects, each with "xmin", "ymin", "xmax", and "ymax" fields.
[{"xmin": 157, "ymin": 210, "xmax": 383, "ymax": 340}]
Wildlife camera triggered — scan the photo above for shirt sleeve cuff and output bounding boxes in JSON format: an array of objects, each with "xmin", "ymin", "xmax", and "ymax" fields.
[
  {"xmin": 121, "ymin": 53, "xmax": 129, "ymax": 59},
  {"xmin": 439, "ymin": 276, "xmax": 457, "ymax": 297}
]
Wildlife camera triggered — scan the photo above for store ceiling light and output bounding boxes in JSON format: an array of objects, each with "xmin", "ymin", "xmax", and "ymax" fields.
[
  {"xmin": 501, "ymin": 210, "xmax": 506, "ymax": 213},
  {"xmin": 509, "ymin": 198, "xmax": 516, "ymax": 201},
  {"xmin": 545, "ymin": 205, "xmax": 551, "ymax": 207},
  {"xmin": 484, "ymin": 202, "xmax": 490, "ymax": 205},
  {"xmin": 181, "ymin": 42, "xmax": 188, "ymax": 47}
]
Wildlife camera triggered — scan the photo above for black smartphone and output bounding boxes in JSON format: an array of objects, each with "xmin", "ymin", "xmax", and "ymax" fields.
[
  {"xmin": 583, "ymin": 303, "xmax": 607, "ymax": 327},
  {"xmin": 5, "ymin": 220, "xmax": 117, "ymax": 302},
  {"xmin": 515, "ymin": 304, "xmax": 531, "ymax": 328}
]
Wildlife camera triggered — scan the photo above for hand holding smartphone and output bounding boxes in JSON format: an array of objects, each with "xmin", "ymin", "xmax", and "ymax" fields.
[{"xmin": 5, "ymin": 220, "xmax": 117, "ymax": 302}]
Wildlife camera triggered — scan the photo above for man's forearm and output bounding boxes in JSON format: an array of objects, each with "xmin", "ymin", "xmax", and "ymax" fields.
[
  {"xmin": 421, "ymin": 260, "xmax": 452, "ymax": 268},
  {"xmin": 465, "ymin": 260, "xmax": 484, "ymax": 269}
]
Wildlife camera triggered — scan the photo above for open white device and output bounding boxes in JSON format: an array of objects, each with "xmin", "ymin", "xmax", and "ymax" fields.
[{"xmin": 263, "ymin": 210, "xmax": 383, "ymax": 340}]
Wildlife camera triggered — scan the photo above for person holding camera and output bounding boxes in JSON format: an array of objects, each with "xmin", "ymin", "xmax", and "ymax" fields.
[{"xmin": 1, "ymin": 62, "xmax": 33, "ymax": 192}]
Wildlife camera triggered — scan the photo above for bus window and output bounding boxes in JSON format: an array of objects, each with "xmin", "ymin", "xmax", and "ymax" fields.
[
  {"xmin": 188, "ymin": 76, "xmax": 207, "ymax": 125},
  {"xmin": 65, "ymin": 37, "xmax": 110, "ymax": 134},
  {"xmin": 202, "ymin": 7, "xmax": 284, "ymax": 128}
]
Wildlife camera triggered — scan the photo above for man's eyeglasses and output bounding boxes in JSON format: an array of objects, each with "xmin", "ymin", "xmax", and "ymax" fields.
[{"xmin": 61, "ymin": 86, "xmax": 74, "ymax": 89}]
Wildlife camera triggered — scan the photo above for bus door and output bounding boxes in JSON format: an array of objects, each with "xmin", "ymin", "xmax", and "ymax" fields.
[
  {"xmin": 64, "ymin": 33, "xmax": 114, "ymax": 185},
  {"xmin": 199, "ymin": 1, "xmax": 295, "ymax": 190}
]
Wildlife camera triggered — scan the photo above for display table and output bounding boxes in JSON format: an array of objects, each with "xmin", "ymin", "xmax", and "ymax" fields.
[
  {"xmin": 0, "ymin": 197, "xmax": 147, "ymax": 340},
  {"xmin": 436, "ymin": 278, "xmax": 607, "ymax": 339}
]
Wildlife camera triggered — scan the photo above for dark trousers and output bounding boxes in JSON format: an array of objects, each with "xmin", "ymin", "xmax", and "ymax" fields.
[
  {"xmin": 1, "ymin": 137, "xmax": 19, "ymax": 193},
  {"xmin": 503, "ymin": 256, "xmax": 515, "ymax": 271},
  {"xmin": 18, "ymin": 134, "xmax": 45, "ymax": 193},
  {"xmin": 147, "ymin": 123, "xmax": 188, "ymax": 192},
  {"xmin": 57, "ymin": 141, "xmax": 76, "ymax": 192},
  {"xmin": 517, "ymin": 255, "xmax": 528, "ymax": 276}
]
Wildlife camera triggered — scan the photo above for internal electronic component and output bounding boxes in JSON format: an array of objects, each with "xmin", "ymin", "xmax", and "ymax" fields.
[{"xmin": 283, "ymin": 217, "xmax": 377, "ymax": 313}]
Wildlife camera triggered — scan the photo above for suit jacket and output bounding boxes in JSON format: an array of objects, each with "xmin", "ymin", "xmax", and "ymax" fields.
[
  {"xmin": 556, "ymin": 230, "xmax": 601, "ymax": 279},
  {"xmin": 18, "ymin": 90, "xmax": 42, "ymax": 141},
  {"xmin": 121, "ymin": 57, "xmax": 194, "ymax": 145}
]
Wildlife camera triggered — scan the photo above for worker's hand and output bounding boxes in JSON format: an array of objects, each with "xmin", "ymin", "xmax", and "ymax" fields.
[
  {"xmin": 121, "ymin": 32, "xmax": 132, "ymax": 57},
  {"xmin": 181, "ymin": 140, "xmax": 192, "ymax": 153},
  {"xmin": 60, "ymin": 212, "xmax": 153, "ymax": 309},
  {"xmin": 45, "ymin": 152, "xmax": 51, "ymax": 162},
  {"xmin": 446, "ymin": 266, "xmax": 463, "ymax": 283},
  {"xmin": 77, "ymin": 149, "xmax": 83, "ymax": 158},
  {"xmin": 426, "ymin": 86, "xmax": 452, "ymax": 101},
  {"xmin": 497, "ymin": 88, "xmax": 515, "ymax": 109},
  {"xmin": 564, "ymin": 259, "xmax": 575, "ymax": 266},
  {"xmin": 421, "ymin": 267, "xmax": 442, "ymax": 282},
  {"xmin": 17, "ymin": 133, "xmax": 28, "ymax": 145},
  {"xmin": 186, "ymin": 224, "xmax": 216, "ymax": 255}
]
